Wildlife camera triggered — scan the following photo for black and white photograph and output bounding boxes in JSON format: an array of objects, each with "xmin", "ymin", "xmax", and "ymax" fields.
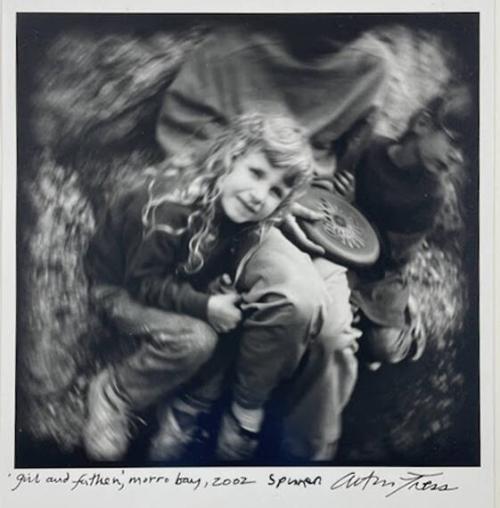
[{"xmin": 1, "ymin": 1, "xmax": 496, "ymax": 507}]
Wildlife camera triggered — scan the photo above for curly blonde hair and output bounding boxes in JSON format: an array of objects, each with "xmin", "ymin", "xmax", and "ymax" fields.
[{"xmin": 142, "ymin": 113, "xmax": 315, "ymax": 274}]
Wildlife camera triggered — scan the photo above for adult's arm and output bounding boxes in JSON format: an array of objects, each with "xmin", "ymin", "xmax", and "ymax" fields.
[{"xmin": 156, "ymin": 26, "xmax": 390, "ymax": 170}]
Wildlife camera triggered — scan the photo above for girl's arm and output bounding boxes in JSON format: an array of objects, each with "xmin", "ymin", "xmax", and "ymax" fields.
[
  {"xmin": 128, "ymin": 233, "xmax": 243, "ymax": 332},
  {"xmin": 126, "ymin": 229, "xmax": 210, "ymax": 321}
]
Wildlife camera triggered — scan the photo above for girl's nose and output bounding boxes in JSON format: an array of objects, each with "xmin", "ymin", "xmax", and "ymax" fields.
[{"xmin": 249, "ymin": 185, "xmax": 267, "ymax": 204}]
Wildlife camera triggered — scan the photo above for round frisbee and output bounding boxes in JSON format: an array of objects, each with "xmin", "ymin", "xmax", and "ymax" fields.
[{"xmin": 297, "ymin": 187, "xmax": 380, "ymax": 267}]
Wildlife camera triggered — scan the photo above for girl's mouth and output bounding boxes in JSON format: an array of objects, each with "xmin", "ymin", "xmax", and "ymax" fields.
[{"xmin": 237, "ymin": 197, "xmax": 258, "ymax": 214}]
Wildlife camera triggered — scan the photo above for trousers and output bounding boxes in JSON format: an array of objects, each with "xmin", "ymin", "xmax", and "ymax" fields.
[
  {"xmin": 92, "ymin": 284, "xmax": 218, "ymax": 411},
  {"xmin": 94, "ymin": 228, "xmax": 358, "ymax": 459}
]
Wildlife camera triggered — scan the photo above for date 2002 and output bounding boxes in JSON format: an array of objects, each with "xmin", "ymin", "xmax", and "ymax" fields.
[{"xmin": 207, "ymin": 476, "xmax": 257, "ymax": 487}]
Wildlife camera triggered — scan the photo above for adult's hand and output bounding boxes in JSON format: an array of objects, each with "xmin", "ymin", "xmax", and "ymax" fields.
[{"xmin": 282, "ymin": 202, "xmax": 326, "ymax": 256}]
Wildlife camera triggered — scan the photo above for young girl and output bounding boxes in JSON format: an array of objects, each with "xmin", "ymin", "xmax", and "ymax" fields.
[{"xmin": 83, "ymin": 113, "xmax": 316, "ymax": 461}]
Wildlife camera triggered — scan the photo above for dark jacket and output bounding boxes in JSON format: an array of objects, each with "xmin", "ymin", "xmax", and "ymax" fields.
[
  {"xmin": 85, "ymin": 179, "xmax": 259, "ymax": 321},
  {"xmin": 354, "ymin": 135, "xmax": 444, "ymax": 269},
  {"xmin": 355, "ymin": 136, "xmax": 445, "ymax": 236}
]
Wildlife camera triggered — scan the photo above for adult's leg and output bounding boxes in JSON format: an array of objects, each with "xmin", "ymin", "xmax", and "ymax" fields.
[
  {"xmin": 93, "ymin": 285, "xmax": 218, "ymax": 411},
  {"xmin": 85, "ymin": 285, "xmax": 218, "ymax": 460},
  {"xmin": 281, "ymin": 258, "xmax": 359, "ymax": 460},
  {"xmin": 232, "ymin": 228, "xmax": 329, "ymax": 410}
]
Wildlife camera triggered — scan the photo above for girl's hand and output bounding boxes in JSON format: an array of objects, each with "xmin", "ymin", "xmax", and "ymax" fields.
[
  {"xmin": 282, "ymin": 202, "xmax": 326, "ymax": 256},
  {"xmin": 207, "ymin": 293, "xmax": 242, "ymax": 333},
  {"xmin": 333, "ymin": 170, "xmax": 356, "ymax": 203}
]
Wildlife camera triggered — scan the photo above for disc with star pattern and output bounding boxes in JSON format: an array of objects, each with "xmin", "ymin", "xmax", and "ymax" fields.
[{"xmin": 298, "ymin": 187, "xmax": 380, "ymax": 267}]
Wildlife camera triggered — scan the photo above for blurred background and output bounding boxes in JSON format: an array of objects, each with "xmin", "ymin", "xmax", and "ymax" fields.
[{"xmin": 16, "ymin": 13, "xmax": 479, "ymax": 467}]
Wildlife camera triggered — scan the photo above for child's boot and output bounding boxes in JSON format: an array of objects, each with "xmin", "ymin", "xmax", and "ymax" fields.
[
  {"xmin": 215, "ymin": 404, "xmax": 263, "ymax": 461},
  {"xmin": 83, "ymin": 368, "xmax": 133, "ymax": 461},
  {"xmin": 148, "ymin": 397, "xmax": 208, "ymax": 461}
]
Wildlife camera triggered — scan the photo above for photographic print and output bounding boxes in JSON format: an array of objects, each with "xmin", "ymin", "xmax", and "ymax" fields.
[{"xmin": 1, "ymin": 2, "xmax": 496, "ymax": 508}]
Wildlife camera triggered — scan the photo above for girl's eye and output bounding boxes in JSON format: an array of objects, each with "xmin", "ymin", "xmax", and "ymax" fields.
[
  {"xmin": 271, "ymin": 187, "xmax": 284, "ymax": 199},
  {"xmin": 249, "ymin": 167, "xmax": 264, "ymax": 179}
]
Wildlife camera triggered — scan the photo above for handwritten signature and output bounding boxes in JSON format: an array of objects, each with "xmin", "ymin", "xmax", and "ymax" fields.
[
  {"xmin": 8, "ymin": 469, "xmax": 459, "ymax": 497},
  {"xmin": 330, "ymin": 471, "xmax": 459, "ymax": 497}
]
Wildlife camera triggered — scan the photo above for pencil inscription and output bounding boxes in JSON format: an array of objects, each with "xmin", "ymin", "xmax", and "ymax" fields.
[{"xmin": 330, "ymin": 471, "xmax": 459, "ymax": 497}]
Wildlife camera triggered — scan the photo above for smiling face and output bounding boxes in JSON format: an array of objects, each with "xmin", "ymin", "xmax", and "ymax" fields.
[{"xmin": 219, "ymin": 150, "xmax": 294, "ymax": 224}]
